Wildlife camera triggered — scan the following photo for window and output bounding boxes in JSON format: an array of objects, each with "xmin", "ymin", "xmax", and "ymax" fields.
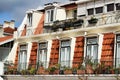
[
  {"xmin": 86, "ymin": 37, "xmax": 98, "ymax": 61},
  {"xmin": 38, "ymin": 42, "xmax": 47, "ymax": 68},
  {"xmin": 18, "ymin": 45, "xmax": 27, "ymax": 70},
  {"xmin": 60, "ymin": 40, "xmax": 71, "ymax": 67},
  {"xmin": 116, "ymin": 3, "xmax": 120, "ymax": 10},
  {"xmin": 45, "ymin": 9, "xmax": 54, "ymax": 23},
  {"xmin": 107, "ymin": 3, "xmax": 114, "ymax": 12},
  {"xmin": 115, "ymin": 35, "xmax": 120, "ymax": 67},
  {"xmin": 95, "ymin": 7, "xmax": 103, "ymax": 14},
  {"xmin": 27, "ymin": 13, "xmax": 32, "ymax": 27},
  {"xmin": 73, "ymin": 9, "xmax": 77, "ymax": 19},
  {"xmin": 87, "ymin": 8, "xmax": 94, "ymax": 15}
]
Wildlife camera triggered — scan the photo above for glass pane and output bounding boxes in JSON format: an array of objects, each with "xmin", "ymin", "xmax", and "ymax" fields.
[
  {"xmin": 61, "ymin": 40, "xmax": 70, "ymax": 47},
  {"xmin": 86, "ymin": 45, "xmax": 98, "ymax": 61},
  {"xmin": 50, "ymin": 10, "xmax": 54, "ymax": 21},
  {"xmin": 93, "ymin": 45, "xmax": 98, "ymax": 60},
  {"xmin": 107, "ymin": 3, "xmax": 114, "ymax": 12},
  {"xmin": 38, "ymin": 49, "xmax": 47, "ymax": 68},
  {"xmin": 18, "ymin": 51, "xmax": 27, "ymax": 70},
  {"xmin": 117, "ymin": 36, "xmax": 120, "ymax": 42},
  {"xmin": 116, "ymin": 3, "xmax": 120, "ymax": 10},
  {"xmin": 39, "ymin": 43, "xmax": 47, "ymax": 49},
  {"xmin": 87, "ymin": 8, "xmax": 94, "ymax": 15},
  {"xmin": 87, "ymin": 38, "xmax": 97, "ymax": 44},
  {"xmin": 116, "ymin": 43, "xmax": 120, "ymax": 67},
  {"xmin": 87, "ymin": 45, "xmax": 91, "ymax": 57},
  {"xmin": 60, "ymin": 48, "xmax": 65, "ymax": 67},
  {"xmin": 95, "ymin": 7, "xmax": 103, "ymax": 14}
]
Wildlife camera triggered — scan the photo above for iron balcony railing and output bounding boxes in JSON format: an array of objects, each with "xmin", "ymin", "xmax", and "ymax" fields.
[
  {"xmin": 14, "ymin": 11, "xmax": 120, "ymax": 37},
  {"xmin": 4, "ymin": 58, "xmax": 120, "ymax": 75}
]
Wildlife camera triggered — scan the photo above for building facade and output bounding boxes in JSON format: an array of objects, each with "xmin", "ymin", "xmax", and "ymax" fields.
[{"xmin": 5, "ymin": 0, "xmax": 120, "ymax": 74}]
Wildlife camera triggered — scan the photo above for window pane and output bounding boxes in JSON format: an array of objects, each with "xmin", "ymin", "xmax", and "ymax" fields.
[
  {"xmin": 117, "ymin": 36, "xmax": 120, "ymax": 42},
  {"xmin": 107, "ymin": 3, "xmax": 114, "ymax": 12},
  {"xmin": 116, "ymin": 3, "xmax": 120, "ymax": 10},
  {"xmin": 95, "ymin": 7, "xmax": 103, "ymax": 14},
  {"xmin": 87, "ymin": 38, "xmax": 97, "ymax": 44},
  {"xmin": 116, "ymin": 43, "xmax": 120, "ymax": 67},
  {"xmin": 87, "ymin": 8, "xmax": 94, "ymax": 15},
  {"xmin": 28, "ymin": 13, "xmax": 32, "ymax": 26},
  {"xmin": 61, "ymin": 40, "xmax": 70, "ymax": 47},
  {"xmin": 18, "ymin": 51, "xmax": 27, "ymax": 70},
  {"xmin": 60, "ymin": 40, "xmax": 71, "ymax": 67},
  {"xmin": 50, "ymin": 10, "xmax": 54, "ymax": 21},
  {"xmin": 86, "ymin": 37, "xmax": 98, "ymax": 61}
]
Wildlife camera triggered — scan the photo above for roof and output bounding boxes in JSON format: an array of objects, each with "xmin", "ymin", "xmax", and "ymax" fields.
[
  {"xmin": 0, "ymin": 36, "xmax": 14, "ymax": 45},
  {"xmin": 4, "ymin": 27, "xmax": 16, "ymax": 34}
]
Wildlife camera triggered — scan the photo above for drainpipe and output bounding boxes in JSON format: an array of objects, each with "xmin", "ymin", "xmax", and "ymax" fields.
[{"xmin": 0, "ymin": 62, "xmax": 4, "ymax": 80}]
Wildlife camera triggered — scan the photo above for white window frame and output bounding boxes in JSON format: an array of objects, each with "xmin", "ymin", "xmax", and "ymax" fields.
[
  {"xmin": 115, "ymin": 35, "xmax": 120, "ymax": 68},
  {"xmin": 18, "ymin": 45, "xmax": 27, "ymax": 70},
  {"xmin": 37, "ymin": 42, "xmax": 48, "ymax": 68},
  {"xmin": 27, "ymin": 13, "xmax": 33, "ymax": 27},
  {"xmin": 59, "ymin": 40, "xmax": 71, "ymax": 67},
  {"xmin": 85, "ymin": 37, "xmax": 98, "ymax": 62},
  {"xmin": 45, "ymin": 9, "xmax": 54, "ymax": 23}
]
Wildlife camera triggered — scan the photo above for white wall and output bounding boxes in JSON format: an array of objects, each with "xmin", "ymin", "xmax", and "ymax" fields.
[
  {"xmin": 70, "ymin": 37, "xmax": 76, "ymax": 67},
  {"xmin": 26, "ymin": 42, "xmax": 32, "ymax": 68},
  {"xmin": 47, "ymin": 40, "xmax": 52, "ymax": 68},
  {"xmin": 56, "ymin": 8, "xmax": 66, "ymax": 21},
  {"xmin": 32, "ymin": 12, "xmax": 42, "ymax": 28},
  {"xmin": 0, "ymin": 62, "xmax": 4, "ymax": 75},
  {"xmin": 7, "ymin": 42, "xmax": 18, "ymax": 63}
]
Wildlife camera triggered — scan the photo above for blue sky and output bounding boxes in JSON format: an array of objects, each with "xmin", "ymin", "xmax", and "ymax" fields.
[{"xmin": 0, "ymin": 0, "xmax": 69, "ymax": 27}]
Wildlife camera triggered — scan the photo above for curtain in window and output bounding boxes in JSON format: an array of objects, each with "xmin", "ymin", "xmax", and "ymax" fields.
[
  {"xmin": 18, "ymin": 51, "xmax": 27, "ymax": 70},
  {"xmin": 60, "ymin": 40, "xmax": 70, "ymax": 67},
  {"xmin": 116, "ymin": 43, "xmax": 120, "ymax": 67},
  {"xmin": 38, "ymin": 49, "xmax": 47, "ymax": 68}
]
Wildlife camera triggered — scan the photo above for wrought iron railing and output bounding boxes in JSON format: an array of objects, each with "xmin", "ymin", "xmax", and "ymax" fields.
[
  {"xmin": 14, "ymin": 11, "xmax": 120, "ymax": 37},
  {"xmin": 4, "ymin": 58, "xmax": 120, "ymax": 75}
]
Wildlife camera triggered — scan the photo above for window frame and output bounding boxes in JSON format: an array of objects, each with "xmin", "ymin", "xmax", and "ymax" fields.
[
  {"xmin": 18, "ymin": 45, "xmax": 27, "ymax": 70},
  {"xmin": 45, "ymin": 9, "xmax": 54, "ymax": 23},
  {"xmin": 115, "ymin": 35, "xmax": 120, "ymax": 68},
  {"xmin": 59, "ymin": 40, "xmax": 71, "ymax": 67},
  {"xmin": 37, "ymin": 42, "xmax": 48, "ymax": 68},
  {"xmin": 107, "ymin": 3, "xmax": 115, "ymax": 12},
  {"xmin": 27, "ymin": 13, "xmax": 33, "ymax": 27},
  {"xmin": 86, "ymin": 37, "xmax": 98, "ymax": 62},
  {"xmin": 95, "ymin": 7, "xmax": 103, "ymax": 14}
]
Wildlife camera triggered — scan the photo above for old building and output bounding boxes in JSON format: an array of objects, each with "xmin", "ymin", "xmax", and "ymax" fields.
[{"xmin": 5, "ymin": 0, "xmax": 120, "ymax": 75}]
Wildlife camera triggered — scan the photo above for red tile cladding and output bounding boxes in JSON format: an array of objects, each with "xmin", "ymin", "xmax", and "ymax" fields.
[
  {"xmin": 29, "ymin": 42, "xmax": 38, "ymax": 66},
  {"xmin": 101, "ymin": 33, "xmax": 115, "ymax": 66},
  {"xmin": 0, "ymin": 36, "xmax": 13, "ymax": 43},
  {"xmin": 14, "ymin": 47, "xmax": 19, "ymax": 66},
  {"xmin": 4, "ymin": 27, "xmax": 16, "ymax": 34},
  {"xmin": 73, "ymin": 36, "xmax": 84, "ymax": 68},
  {"xmin": 49, "ymin": 39, "xmax": 59, "ymax": 67},
  {"xmin": 21, "ymin": 25, "xmax": 26, "ymax": 36},
  {"xmin": 34, "ymin": 14, "xmax": 44, "ymax": 35}
]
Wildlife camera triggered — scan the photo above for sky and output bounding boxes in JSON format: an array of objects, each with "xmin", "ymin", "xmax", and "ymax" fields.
[{"xmin": 0, "ymin": 0, "xmax": 69, "ymax": 27}]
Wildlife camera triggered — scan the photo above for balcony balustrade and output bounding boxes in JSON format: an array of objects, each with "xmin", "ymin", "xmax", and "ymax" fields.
[{"xmin": 3, "ymin": 58, "xmax": 120, "ymax": 75}]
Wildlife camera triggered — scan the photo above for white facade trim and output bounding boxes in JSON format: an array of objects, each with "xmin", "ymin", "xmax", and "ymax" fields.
[{"xmin": 7, "ymin": 42, "xmax": 18, "ymax": 63}]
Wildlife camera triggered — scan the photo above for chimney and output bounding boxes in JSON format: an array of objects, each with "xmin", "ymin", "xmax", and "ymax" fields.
[
  {"xmin": 10, "ymin": 20, "xmax": 15, "ymax": 29},
  {"xmin": 3, "ymin": 20, "xmax": 15, "ymax": 29}
]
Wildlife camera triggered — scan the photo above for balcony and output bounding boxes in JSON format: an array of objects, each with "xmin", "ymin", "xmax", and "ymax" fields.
[
  {"xmin": 4, "ymin": 58, "xmax": 120, "ymax": 75},
  {"xmin": 43, "ymin": 11, "xmax": 120, "ymax": 33}
]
